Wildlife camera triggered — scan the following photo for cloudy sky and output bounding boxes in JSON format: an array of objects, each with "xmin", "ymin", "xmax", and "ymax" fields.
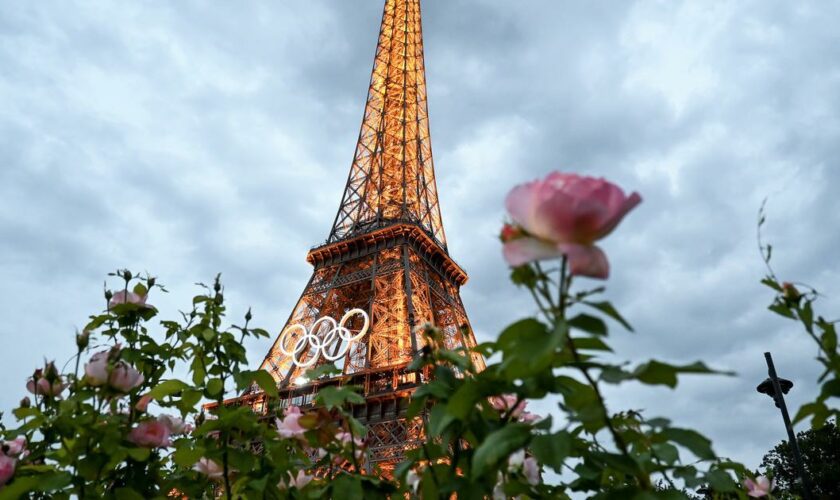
[{"xmin": 2, "ymin": 0, "xmax": 839, "ymax": 472}]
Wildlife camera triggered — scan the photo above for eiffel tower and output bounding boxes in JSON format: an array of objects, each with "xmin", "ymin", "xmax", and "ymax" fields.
[{"xmin": 252, "ymin": 0, "xmax": 484, "ymax": 473}]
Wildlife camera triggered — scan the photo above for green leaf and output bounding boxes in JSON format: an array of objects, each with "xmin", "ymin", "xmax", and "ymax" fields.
[
  {"xmin": 660, "ymin": 428, "xmax": 715, "ymax": 460},
  {"xmin": 820, "ymin": 378, "xmax": 840, "ymax": 399},
  {"xmin": 582, "ymin": 301, "xmax": 633, "ymax": 332},
  {"xmin": 132, "ymin": 283, "xmax": 148, "ymax": 297},
  {"xmin": 126, "ymin": 447, "xmax": 151, "ymax": 462},
  {"xmin": 427, "ymin": 404, "xmax": 456, "ymax": 437},
  {"xmin": 498, "ymin": 318, "xmax": 562, "ymax": 378},
  {"xmin": 316, "ymin": 386, "xmax": 365, "ymax": 409},
  {"xmin": 306, "ymin": 363, "xmax": 342, "ymax": 380},
  {"xmin": 236, "ymin": 369, "xmax": 279, "ymax": 398},
  {"xmin": 768, "ymin": 302, "xmax": 795, "ymax": 319},
  {"xmin": 761, "ymin": 277, "xmax": 782, "ymax": 292},
  {"xmin": 632, "ymin": 361, "xmax": 725, "ymax": 388},
  {"xmin": 172, "ymin": 446, "xmax": 205, "ymax": 468},
  {"xmin": 572, "ymin": 337, "xmax": 613, "ymax": 352},
  {"xmin": 568, "ymin": 313, "xmax": 608, "ymax": 336},
  {"xmin": 530, "ymin": 431, "xmax": 571, "ymax": 472},
  {"xmin": 800, "ymin": 300, "xmax": 814, "ymax": 332},
  {"xmin": 447, "ymin": 382, "xmax": 480, "ymax": 420},
  {"xmin": 471, "ymin": 424, "xmax": 531, "ymax": 479},
  {"xmin": 331, "ymin": 473, "xmax": 364, "ymax": 500},
  {"xmin": 206, "ymin": 378, "xmax": 224, "ymax": 397},
  {"xmin": 147, "ymin": 379, "xmax": 190, "ymax": 400},
  {"xmin": 116, "ymin": 487, "xmax": 147, "ymax": 500}
]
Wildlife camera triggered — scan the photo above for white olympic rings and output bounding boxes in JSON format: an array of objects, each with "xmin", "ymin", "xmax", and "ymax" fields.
[{"xmin": 277, "ymin": 309, "xmax": 370, "ymax": 368}]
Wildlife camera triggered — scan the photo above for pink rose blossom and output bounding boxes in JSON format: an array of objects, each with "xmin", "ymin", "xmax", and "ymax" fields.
[
  {"xmin": 158, "ymin": 414, "xmax": 190, "ymax": 435},
  {"xmin": 135, "ymin": 393, "xmax": 153, "ymax": 413},
  {"xmin": 109, "ymin": 361, "xmax": 144, "ymax": 392},
  {"xmin": 279, "ymin": 470, "xmax": 313, "ymax": 490},
  {"xmin": 84, "ymin": 350, "xmax": 110, "ymax": 386},
  {"xmin": 128, "ymin": 419, "xmax": 171, "ymax": 448},
  {"xmin": 275, "ymin": 406, "xmax": 307, "ymax": 439},
  {"xmin": 522, "ymin": 456, "xmax": 541, "ymax": 485},
  {"xmin": 744, "ymin": 476, "xmax": 774, "ymax": 498},
  {"xmin": 193, "ymin": 457, "xmax": 224, "ymax": 479},
  {"xmin": 0, "ymin": 453, "xmax": 15, "ymax": 487},
  {"xmin": 489, "ymin": 394, "xmax": 526, "ymax": 418},
  {"xmin": 508, "ymin": 450, "xmax": 541, "ymax": 486},
  {"xmin": 335, "ymin": 431, "xmax": 365, "ymax": 462},
  {"xmin": 518, "ymin": 411, "xmax": 542, "ymax": 424},
  {"xmin": 26, "ymin": 363, "xmax": 66, "ymax": 398},
  {"xmin": 109, "ymin": 290, "xmax": 153, "ymax": 309},
  {"xmin": 3, "ymin": 437, "xmax": 26, "ymax": 458},
  {"xmin": 503, "ymin": 172, "xmax": 641, "ymax": 279}
]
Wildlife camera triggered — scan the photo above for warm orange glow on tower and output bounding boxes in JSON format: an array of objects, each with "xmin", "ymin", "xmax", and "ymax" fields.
[{"xmin": 254, "ymin": 0, "xmax": 483, "ymax": 470}]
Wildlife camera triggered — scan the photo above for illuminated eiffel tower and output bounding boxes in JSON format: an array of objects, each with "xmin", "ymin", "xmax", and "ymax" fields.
[{"xmin": 253, "ymin": 0, "xmax": 483, "ymax": 473}]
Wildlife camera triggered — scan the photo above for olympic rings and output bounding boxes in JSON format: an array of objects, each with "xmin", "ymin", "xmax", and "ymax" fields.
[{"xmin": 277, "ymin": 309, "xmax": 370, "ymax": 368}]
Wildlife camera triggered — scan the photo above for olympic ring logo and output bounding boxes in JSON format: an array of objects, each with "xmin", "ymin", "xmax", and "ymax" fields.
[{"xmin": 278, "ymin": 309, "xmax": 370, "ymax": 368}]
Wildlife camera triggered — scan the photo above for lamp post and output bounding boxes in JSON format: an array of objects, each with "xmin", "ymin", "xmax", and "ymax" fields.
[{"xmin": 756, "ymin": 352, "xmax": 813, "ymax": 500}]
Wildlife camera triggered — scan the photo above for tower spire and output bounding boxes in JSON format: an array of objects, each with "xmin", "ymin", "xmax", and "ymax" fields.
[{"xmin": 329, "ymin": 0, "xmax": 446, "ymax": 250}]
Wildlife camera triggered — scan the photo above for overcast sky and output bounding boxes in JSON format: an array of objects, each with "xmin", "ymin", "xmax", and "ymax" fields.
[{"xmin": 2, "ymin": 0, "xmax": 839, "ymax": 473}]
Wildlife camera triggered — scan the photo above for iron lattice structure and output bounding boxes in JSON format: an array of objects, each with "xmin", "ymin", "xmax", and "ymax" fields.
[{"xmin": 250, "ymin": 0, "xmax": 483, "ymax": 473}]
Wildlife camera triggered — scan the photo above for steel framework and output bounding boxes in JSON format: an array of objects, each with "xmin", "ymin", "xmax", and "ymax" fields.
[{"xmin": 252, "ymin": 0, "xmax": 483, "ymax": 472}]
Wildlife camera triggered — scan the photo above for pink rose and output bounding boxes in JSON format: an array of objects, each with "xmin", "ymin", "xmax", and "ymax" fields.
[
  {"xmin": 109, "ymin": 361, "xmax": 144, "ymax": 392},
  {"xmin": 489, "ymin": 394, "xmax": 526, "ymax": 418},
  {"xmin": 744, "ymin": 476, "xmax": 774, "ymax": 498},
  {"xmin": 3, "ymin": 437, "xmax": 26, "ymax": 458},
  {"xmin": 193, "ymin": 457, "xmax": 224, "ymax": 479},
  {"xmin": 0, "ymin": 453, "xmax": 15, "ymax": 487},
  {"xmin": 334, "ymin": 431, "xmax": 365, "ymax": 462},
  {"xmin": 275, "ymin": 406, "xmax": 306, "ymax": 439},
  {"xmin": 128, "ymin": 419, "xmax": 171, "ymax": 448},
  {"xmin": 523, "ymin": 456, "xmax": 540, "ymax": 485},
  {"xmin": 508, "ymin": 450, "xmax": 541, "ymax": 486},
  {"xmin": 278, "ymin": 470, "xmax": 313, "ymax": 490},
  {"xmin": 158, "ymin": 414, "xmax": 190, "ymax": 435},
  {"xmin": 109, "ymin": 290, "xmax": 153, "ymax": 309},
  {"xmin": 518, "ymin": 411, "xmax": 542, "ymax": 424},
  {"xmin": 135, "ymin": 393, "xmax": 153, "ymax": 413},
  {"xmin": 503, "ymin": 172, "xmax": 642, "ymax": 279},
  {"xmin": 84, "ymin": 350, "xmax": 111, "ymax": 386},
  {"xmin": 26, "ymin": 363, "xmax": 66, "ymax": 398}
]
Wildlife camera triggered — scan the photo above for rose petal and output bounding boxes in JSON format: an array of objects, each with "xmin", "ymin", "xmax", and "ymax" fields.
[
  {"xmin": 557, "ymin": 243, "xmax": 609, "ymax": 279},
  {"xmin": 503, "ymin": 237, "xmax": 565, "ymax": 267}
]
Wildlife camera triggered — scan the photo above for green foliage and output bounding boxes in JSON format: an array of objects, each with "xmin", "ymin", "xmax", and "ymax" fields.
[
  {"xmin": 4, "ymin": 205, "xmax": 836, "ymax": 499},
  {"xmin": 759, "ymin": 420, "xmax": 840, "ymax": 498}
]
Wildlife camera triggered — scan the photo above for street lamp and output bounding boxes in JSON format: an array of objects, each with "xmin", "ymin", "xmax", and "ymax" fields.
[{"xmin": 756, "ymin": 352, "xmax": 813, "ymax": 500}]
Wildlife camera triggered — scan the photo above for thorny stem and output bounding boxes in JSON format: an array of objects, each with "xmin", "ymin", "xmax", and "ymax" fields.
[{"xmin": 551, "ymin": 257, "xmax": 650, "ymax": 489}]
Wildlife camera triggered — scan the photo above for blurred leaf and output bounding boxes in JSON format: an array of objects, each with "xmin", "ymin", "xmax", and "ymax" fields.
[
  {"xmin": 115, "ymin": 487, "xmax": 146, "ymax": 500},
  {"xmin": 147, "ymin": 379, "xmax": 190, "ymax": 400},
  {"xmin": 132, "ymin": 283, "xmax": 148, "ymax": 297},
  {"xmin": 568, "ymin": 314, "xmax": 607, "ymax": 336},
  {"xmin": 498, "ymin": 318, "xmax": 561, "ymax": 378},
  {"xmin": 761, "ymin": 277, "xmax": 782, "ymax": 292},
  {"xmin": 572, "ymin": 337, "xmax": 613, "ymax": 352},
  {"xmin": 471, "ymin": 424, "xmax": 531, "ymax": 479},
  {"xmin": 582, "ymin": 301, "xmax": 633, "ymax": 332},
  {"xmin": 316, "ymin": 386, "xmax": 364, "ymax": 409},
  {"xmin": 530, "ymin": 431, "xmax": 571, "ymax": 472},
  {"xmin": 632, "ymin": 361, "xmax": 726, "ymax": 388},
  {"xmin": 660, "ymin": 428, "xmax": 715, "ymax": 460},
  {"xmin": 768, "ymin": 302, "xmax": 795, "ymax": 319},
  {"xmin": 206, "ymin": 378, "xmax": 224, "ymax": 397},
  {"xmin": 126, "ymin": 447, "xmax": 151, "ymax": 462},
  {"xmin": 234, "ymin": 370, "xmax": 279, "ymax": 398},
  {"xmin": 306, "ymin": 363, "xmax": 342, "ymax": 380}
]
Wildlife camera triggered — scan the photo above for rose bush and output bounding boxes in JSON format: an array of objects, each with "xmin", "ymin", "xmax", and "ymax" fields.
[{"xmin": 0, "ymin": 174, "xmax": 833, "ymax": 498}]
